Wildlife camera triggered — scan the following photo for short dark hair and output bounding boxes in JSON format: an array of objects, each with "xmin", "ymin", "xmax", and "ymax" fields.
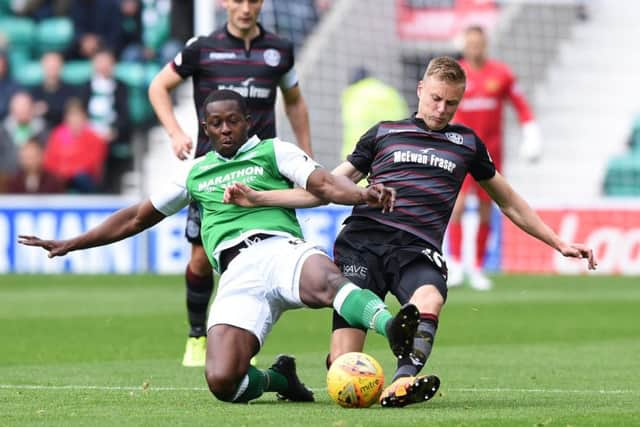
[
  {"xmin": 464, "ymin": 25, "xmax": 485, "ymax": 36},
  {"xmin": 202, "ymin": 89, "xmax": 248, "ymax": 116}
]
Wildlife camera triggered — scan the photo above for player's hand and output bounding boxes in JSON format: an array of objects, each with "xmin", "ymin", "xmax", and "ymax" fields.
[
  {"xmin": 223, "ymin": 182, "xmax": 259, "ymax": 207},
  {"xmin": 364, "ymin": 184, "xmax": 396, "ymax": 213},
  {"xmin": 558, "ymin": 242, "xmax": 597, "ymax": 270},
  {"xmin": 17, "ymin": 235, "xmax": 70, "ymax": 258},
  {"xmin": 171, "ymin": 131, "xmax": 193, "ymax": 160}
]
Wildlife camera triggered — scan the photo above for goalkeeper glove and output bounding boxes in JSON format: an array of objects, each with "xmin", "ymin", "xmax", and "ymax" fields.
[{"xmin": 520, "ymin": 121, "xmax": 542, "ymax": 162}]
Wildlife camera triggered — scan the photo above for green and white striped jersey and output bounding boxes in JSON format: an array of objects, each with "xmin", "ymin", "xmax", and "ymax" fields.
[{"xmin": 150, "ymin": 136, "xmax": 320, "ymax": 272}]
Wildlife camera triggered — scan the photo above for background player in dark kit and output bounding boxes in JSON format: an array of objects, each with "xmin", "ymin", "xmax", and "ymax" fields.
[{"xmin": 149, "ymin": 0, "xmax": 312, "ymax": 366}]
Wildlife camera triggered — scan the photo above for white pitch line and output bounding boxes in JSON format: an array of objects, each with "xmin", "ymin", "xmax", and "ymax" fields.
[
  {"xmin": 450, "ymin": 387, "xmax": 636, "ymax": 395},
  {"xmin": 0, "ymin": 384, "xmax": 207, "ymax": 391},
  {"xmin": 0, "ymin": 384, "xmax": 637, "ymax": 395}
]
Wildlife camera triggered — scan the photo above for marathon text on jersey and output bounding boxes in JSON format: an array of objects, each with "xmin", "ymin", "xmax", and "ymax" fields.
[{"xmin": 197, "ymin": 166, "xmax": 265, "ymax": 192}]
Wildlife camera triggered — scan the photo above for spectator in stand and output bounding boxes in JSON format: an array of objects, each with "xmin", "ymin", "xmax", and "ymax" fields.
[
  {"xmin": 118, "ymin": 0, "xmax": 180, "ymax": 65},
  {"xmin": 43, "ymin": 98, "xmax": 107, "ymax": 193},
  {"xmin": 66, "ymin": 0, "xmax": 123, "ymax": 60},
  {"xmin": 31, "ymin": 51, "xmax": 79, "ymax": 129},
  {"xmin": 2, "ymin": 91, "xmax": 49, "ymax": 147},
  {"xmin": 118, "ymin": 0, "xmax": 146, "ymax": 62},
  {"xmin": 10, "ymin": 0, "xmax": 71, "ymax": 20},
  {"xmin": 0, "ymin": 123, "xmax": 18, "ymax": 192},
  {"xmin": 79, "ymin": 48, "xmax": 130, "ymax": 192},
  {"xmin": 169, "ymin": 0, "xmax": 193, "ymax": 44},
  {"xmin": 0, "ymin": 49, "xmax": 20, "ymax": 121},
  {"xmin": 448, "ymin": 25, "xmax": 542, "ymax": 290},
  {"xmin": 7, "ymin": 137, "xmax": 65, "ymax": 193}
]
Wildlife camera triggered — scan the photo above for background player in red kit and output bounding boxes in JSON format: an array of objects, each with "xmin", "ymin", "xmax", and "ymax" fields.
[{"xmin": 449, "ymin": 25, "xmax": 542, "ymax": 290}]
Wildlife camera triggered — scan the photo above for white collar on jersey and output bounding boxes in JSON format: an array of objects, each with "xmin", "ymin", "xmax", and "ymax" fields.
[{"xmin": 214, "ymin": 134, "xmax": 261, "ymax": 161}]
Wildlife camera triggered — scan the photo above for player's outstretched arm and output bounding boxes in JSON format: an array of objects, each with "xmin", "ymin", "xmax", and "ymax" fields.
[
  {"xmin": 223, "ymin": 161, "xmax": 369, "ymax": 209},
  {"xmin": 18, "ymin": 200, "xmax": 167, "ymax": 258},
  {"xmin": 480, "ymin": 172, "xmax": 597, "ymax": 270},
  {"xmin": 148, "ymin": 64, "xmax": 193, "ymax": 160},
  {"xmin": 224, "ymin": 182, "xmax": 324, "ymax": 208},
  {"xmin": 306, "ymin": 168, "xmax": 395, "ymax": 213}
]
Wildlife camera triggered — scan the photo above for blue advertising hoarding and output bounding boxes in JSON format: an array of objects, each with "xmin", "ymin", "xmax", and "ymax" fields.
[{"xmin": 0, "ymin": 195, "xmax": 499, "ymax": 274}]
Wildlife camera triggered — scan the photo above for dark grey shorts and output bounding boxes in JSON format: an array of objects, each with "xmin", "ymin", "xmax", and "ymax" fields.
[{"xmin": 332, "ymin": 219, "xmax": 448, "ymax": 331}]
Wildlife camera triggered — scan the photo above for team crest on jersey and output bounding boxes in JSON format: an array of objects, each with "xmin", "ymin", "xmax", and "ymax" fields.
[
  {"xmin": 445, "ymin": 132, "xmax": 464, "ymax": 145},
  {"xmin": 484, "ymin": 78, "xmax": 499, "ymax": 93},
  {"xmin": 264, "ymin": 49, "xmax": 281, "ymax": 67}
]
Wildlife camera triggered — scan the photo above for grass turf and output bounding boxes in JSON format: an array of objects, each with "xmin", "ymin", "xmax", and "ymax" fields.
[{"xmin": 0, "ymin": 274, "xmax": 638, "ymax": 426}]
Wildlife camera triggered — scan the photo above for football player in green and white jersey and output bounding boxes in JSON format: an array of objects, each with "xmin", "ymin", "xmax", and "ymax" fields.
[{"xmin": 18, "ymin": 89, "xmax": 421, "ymax": 405}]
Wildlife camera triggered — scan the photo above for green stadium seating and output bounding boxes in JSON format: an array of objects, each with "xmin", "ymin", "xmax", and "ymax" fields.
[
  {"xmin": 0, "ymin": 17, "xmax": 34, "ymax": 47},
  {"xmin": 0, "ymin": 17, "xmax": 35, "ymax": 74},
  {"xmin": 61, "ymin": 60, "xmax": 92, "ymax": 84},
  {"xmin": 0, "ymin": 0, "xmax": 11, "ymax": 16},
  {"xmin": 36, "ymin": 17, "xmax": 74, "ymax": 55},
  {"xmin": 629, "ymin": 115, "xmax": 640, "ymax": 153},
  {"xmin": 7, "ymin": 48, "xmax": 31, "ymax": 77},
  {"xmin": 114, "ymin": 61, "xmax": 145, "ymax": 87},
  {"xmin": 143, "ymin": 11, "xmax": 170, "ymax": 51},
  {"xmin": 603, "ymin": 151, "xmax": 640, "ymax": 196},
  {"xmin": 14, "ymin": 60, "xmax": 44, "ymax": 87},
  {"xmin": 115, "ymin": 61, "xmax": 155, "ymax": 126},
  {"xmin": 144, "ymin": 62, "xmax": 162, "ymax": 86}
]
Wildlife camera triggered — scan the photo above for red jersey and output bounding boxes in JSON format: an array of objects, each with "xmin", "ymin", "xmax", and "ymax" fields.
[
  {"xmin": 43, "ymin": 125, "xmax": 107, "ymax": 183},
  {"xmin": 454, "ymin": 59, "xmax": 534, "ymax": 166}
]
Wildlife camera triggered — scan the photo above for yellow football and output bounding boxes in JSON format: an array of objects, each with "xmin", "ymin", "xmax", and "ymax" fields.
[{"xmin": 326, "ymin": 352, "xmax": 385, "ymax": 408}]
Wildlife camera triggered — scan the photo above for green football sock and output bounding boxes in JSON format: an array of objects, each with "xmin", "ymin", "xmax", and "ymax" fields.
[
  {"xmin": 264, "ymin": 367, "xmax": 288, "ymax": 394},
  {"xmin": 232, "ymin": 366, "xmax": 265, "ymax": 403},
  {"xmin": 333, "ymin": 282, "xmax": 393, "ymax": 336},
  {"xmin": 232, "ymin": 366, "xmax": 289, "ymax": 403}
]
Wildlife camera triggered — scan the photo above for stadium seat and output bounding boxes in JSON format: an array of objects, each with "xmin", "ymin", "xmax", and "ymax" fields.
[
  {"xmin": 603, "ymin": 152, "xmax": 640, "ymax": 196},
  {"xmin": 0, "ymin": 17, "xmax": 35, "ymax": 74},
  {"xmin": 144, "ymin": 62, "xmax": 162, "ymax": 86},
  {"xmin": 14, "ymin": 60, "xmax": 44, "ymax": 87},
  {"xmin": 629, "ymin": 115, "xmax": 640, "ymax": 153},
  {"xmin": 36, "ymin": 17, "xmax": 74, "ymax": 55},
  {"xmin": 0, "ymin": 17, "xmax": 35, "ymax": 47},
  {"xmin": 115, "ymin": 61, "xmax": 154, "ymax": 125},
  {"xmin": 7, "ymin": 48, "xmax": 31, "ymax": 78},
  {"xmin": 0, "ymin": 0, "xmax": 11, "ymax": 16},
  {"xmin": 61, "ymin": 60, "xmax": 92, "ymax": 84},
  {"xmin": 114, "ymin": 61, "xmax": 145, "ymax": 87},
  {"xmin": 142, "ymin": 5, "xmax": 170, "ymax": 52}
]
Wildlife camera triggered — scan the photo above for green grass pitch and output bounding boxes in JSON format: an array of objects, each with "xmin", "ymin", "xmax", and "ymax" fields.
[{"xmin": 1, "ymin": 274, "xmax": 638, "ymax": 426}]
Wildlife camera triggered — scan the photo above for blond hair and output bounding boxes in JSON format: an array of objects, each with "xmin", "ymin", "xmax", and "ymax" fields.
[{"xmin": 424, "ymin": 56, "xmax": 466, "ymax": 85}]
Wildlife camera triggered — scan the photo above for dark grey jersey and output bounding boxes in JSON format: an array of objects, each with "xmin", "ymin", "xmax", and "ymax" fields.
[
  {"xmin": 172, "ymin": 24, "xmax": 297, "ymax": 157},
  {"xmin": 346, "ymin": 116, "xmax": 496, "ymax": 251}
]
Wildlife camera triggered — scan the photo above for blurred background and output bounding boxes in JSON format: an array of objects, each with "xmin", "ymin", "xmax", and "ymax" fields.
[{"xmin": 1, "ymin": 0, "xmax": 639, "ymax": 275}]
